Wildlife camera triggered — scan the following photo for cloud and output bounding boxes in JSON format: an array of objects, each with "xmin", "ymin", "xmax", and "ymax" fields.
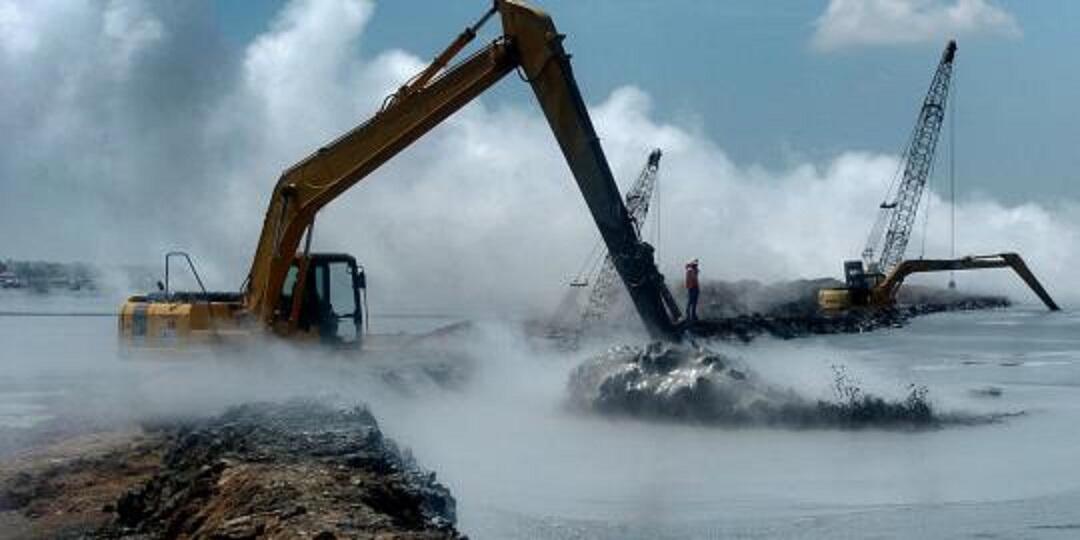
[
  {"xmin": 102, "ymin": 0, "xmax": 165, "ymax": 77},
  {"xmin": 0, "ymin": 1, "xmax": 40, "ymax": 55},
  {"xmin": 0, "ymin": 0, "xmax": 1072, "ymax": 318},
  {"xmin": 812, "ymin": 0, "xmax": 1021, "ymax": 52}
]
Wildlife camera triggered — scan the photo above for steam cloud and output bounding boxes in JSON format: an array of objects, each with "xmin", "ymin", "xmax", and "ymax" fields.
[{"xmin": 1, "ymin": 0, "xmax": 1074, "ymax": 318}]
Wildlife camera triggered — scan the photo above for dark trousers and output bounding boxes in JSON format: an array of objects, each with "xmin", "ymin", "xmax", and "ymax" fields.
[{"xmin": 686, "ymin": 287, "xmax": 699, "ymax": 321}]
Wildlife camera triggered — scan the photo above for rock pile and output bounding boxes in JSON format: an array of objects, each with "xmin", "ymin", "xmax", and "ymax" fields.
[
  {"xmin": 547, "ymin": 276, "xmax": 1011, "ymax": 345},
  {"xmin": 1, "ymin": 401, "xmax": 463, "ymax": 539},
  {"xmin": 568, "ymin": 342, "xmax": 983, "ymax": 429},
  {"xmin": 689, "ymin": 287, "xmax": 1010, "ymax": 342},
  {"xmin": 100, "ymin": 401, "xmax": 460, "ymax": 539}
]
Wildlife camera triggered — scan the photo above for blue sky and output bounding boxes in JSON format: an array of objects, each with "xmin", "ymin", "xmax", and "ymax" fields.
[
  {"xmin": 4, "ymin": 0, "xmax": 1078, "ymax": 302},
  {"xmin": 214, "ymin": 0, "xmax": 1080, "ymax": 206}
]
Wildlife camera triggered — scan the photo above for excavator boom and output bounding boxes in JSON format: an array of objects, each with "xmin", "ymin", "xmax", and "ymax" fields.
[
  {"xmin": 877, "ymin": 253, "xmax": 1059, "ymax": 310},
  {"xmin": 243, "ymin": 0, "xmax": 680, "ymax": 340}
]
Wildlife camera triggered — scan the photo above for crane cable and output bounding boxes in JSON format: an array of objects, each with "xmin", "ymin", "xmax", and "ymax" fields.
[
  {"xmin": 570, "ymin": 238, "xmax": 607, "ymax": 287},
  {"xmin": 865, "ymin": 105, "xmax": 920, "ymax": 265},
  {"xmin": 918, "ymin": 165, "xmax": 934, "ymax": 259},
  {"xmin": 917, "ymin": 109, "xmax": 945, "ymax": 260},
  {"xmin": 916, "ymin": 63, "xmax": 958, "ymax": 282},
  {"xmin": 948, "ymin": 64, "xmax": 958, "ymax": 288},
  {"xmin": 653, "ymin": 158, "xmax": 661, "ymax": 265}
]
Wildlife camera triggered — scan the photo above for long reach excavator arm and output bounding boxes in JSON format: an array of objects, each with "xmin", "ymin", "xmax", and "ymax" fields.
[
  {"xmin": 875, "ymin": 253, "xmax": 1059, "ymax": 310},
  {"xmin": 243, "ymin": 0, "xmax": 680, "ymax": 341}
]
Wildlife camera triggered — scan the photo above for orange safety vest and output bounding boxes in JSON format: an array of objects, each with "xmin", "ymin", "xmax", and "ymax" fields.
[{"xmin": 685, "ymin": 265, "xmax": 699, "ymax": 290}]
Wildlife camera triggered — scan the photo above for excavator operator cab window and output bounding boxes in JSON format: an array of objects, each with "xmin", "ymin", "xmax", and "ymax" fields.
[
  {"xmin": 299, "ymin": 257, "xmax": 363, "ymax": 346},
  {"xmin": 844, "ymin": 260, "xmax": 868, "ymax": 290},
  {"xmin": 277, "ymin": 264, "xmax": 300, "ymax": 321},
  {"xmin": 326, "ymin": 260, "xmax": 360, "ymax": 344}
]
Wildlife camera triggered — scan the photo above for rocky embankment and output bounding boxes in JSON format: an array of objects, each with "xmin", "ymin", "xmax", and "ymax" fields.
[
  {"xmin": 0, "ymin": 401, "xmax": 461, "ymax": 539},
  {"xmin": 688, "ymin": 295, "xmax": 1010, "ymax": 342},
  {"xmin": 687, "ymin": 279, "xmax": 1010, "ymax": 342},
  {"xmin": 547, "ymin": 277, "xmax": 1012, "ymax": 345}
]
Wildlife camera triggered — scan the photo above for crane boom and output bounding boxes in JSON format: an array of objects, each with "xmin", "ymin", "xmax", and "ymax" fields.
[
  {"xmin": 818, "ymin": 41, "xmax": 1059, "ymax": 314},
  {"xmin": 625, "ymin": 150, "xmax": 663, "ymax": 236},
  {"xmin": 243, "ymin": 0, "xmax": 680, "ymax": 341},
  {"xmin": 864, "ymin": 40, "xmax": 957, "ymax": 274},
  {"xmin": 580, "ymin": 149, "xmax": 680, "ymax": 325}
]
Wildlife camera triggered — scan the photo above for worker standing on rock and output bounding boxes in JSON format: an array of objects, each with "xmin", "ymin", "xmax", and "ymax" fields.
[{"xmin": 685, "ymin": 259, "xmax": 700, "ymax": 322}]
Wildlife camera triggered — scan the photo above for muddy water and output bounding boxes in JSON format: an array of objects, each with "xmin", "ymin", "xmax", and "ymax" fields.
[
  {"xmin": 378, "ymin": 307, "xmax": 1080, "ymax": 539},
  {"xmin": 3, "ymin": 289, "xmax": 1080, "ymax": 539}
]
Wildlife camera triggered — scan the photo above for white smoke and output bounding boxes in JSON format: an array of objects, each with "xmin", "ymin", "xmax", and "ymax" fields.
[{"xmin": 0, "ymin": 0, "xmax": 1073, "ymax": 318}]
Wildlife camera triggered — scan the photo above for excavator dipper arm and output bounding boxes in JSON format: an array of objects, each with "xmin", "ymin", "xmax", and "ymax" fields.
[
  {"xmin": 244, "ymin": 0, "xmax": 680, "ymax": 340},
  {"xmin": 877, "ymin": 253, "xmax": 1059, "ymax": 310},
  {"xmin": 499, "ymin": 2, "xmax": 680, "ymax": 339}
]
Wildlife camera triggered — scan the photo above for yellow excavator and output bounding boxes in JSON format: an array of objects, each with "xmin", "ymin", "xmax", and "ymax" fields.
[
  {"xmin": 819, "ymin": 253, "xmax": 1059, "ymax": 311},
  {"xmin": 118, "ymin": 0, "xmax": 683, "ymax": 350}
]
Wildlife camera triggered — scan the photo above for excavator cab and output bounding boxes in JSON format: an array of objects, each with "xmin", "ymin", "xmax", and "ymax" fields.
[
  {"xmin": 841, "ymin": 260, "xmax": 884, "ymax": 305},
  {"xmin": 276, "ymin": 254, "xmax": 365, "ymax": 347},
  {"xmin": 817, "ymin": 260, "xmax": 886, "ymax": 311},
  {"xmin": 843, "ymin": 260, "xmax": 868, "ymax": 289}
]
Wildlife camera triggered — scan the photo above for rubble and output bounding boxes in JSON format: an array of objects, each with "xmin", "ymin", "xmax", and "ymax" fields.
[
  {"xmin": 548, "ymin": 277, "xmax": 1012, "ymax": 345},
  {"xmin": 1, "ymin": 401, "xmax": 462, "ymax": 539},
  {"xmin": 687, "ymin": 280, "xmax": 1010, "ymax": 342},
  {"xmin": 568, "ymin": 342, "xmax": 997, "ymax": 429}
]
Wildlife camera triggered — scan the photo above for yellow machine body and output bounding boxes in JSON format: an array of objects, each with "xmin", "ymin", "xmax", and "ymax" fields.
[
  {"xmin": 817, "ymin": 288, "xmax": 855, "ymax": 311},
  {"xmin": 119, "ymin": 252, "xmax": 361, "ymax": 351},
  {"xmin": 817, "ymin": 253, "xmax": 1059, "ymax": 313},
  {"xmin": 118, "ymin": 297, "xmax": 257, "ymax": 350}
]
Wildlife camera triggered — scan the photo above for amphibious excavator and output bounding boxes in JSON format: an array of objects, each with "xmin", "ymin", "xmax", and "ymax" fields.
[
  {"xmin": 818, "ymin": 41, "xmax": 1058, "ymax": 312},
  {"xmin": 119, "ymin": 0, "xmax": 683, "ymax": 349}
]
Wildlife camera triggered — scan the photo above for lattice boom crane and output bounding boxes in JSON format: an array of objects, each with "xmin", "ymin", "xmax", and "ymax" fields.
[
  {"xmin": 580, "ymin": 149, "xmax": 680, "ymax": 325},
  {"xmin": 819, "ymin": 40, "xmax": 1059, "ymax": 313},
  {"xmin": 864, "ymin": 40, "xmax": 957, "ymax": 274}
]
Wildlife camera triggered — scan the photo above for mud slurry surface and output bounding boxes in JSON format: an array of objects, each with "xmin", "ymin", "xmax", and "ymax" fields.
[
  {"xmin": 1, "ymin": 401, "xmax": 461, "ymax": 539},
  {"xmin": 568, "ymin": 342, "xmax": 999, "ymax": 429}
]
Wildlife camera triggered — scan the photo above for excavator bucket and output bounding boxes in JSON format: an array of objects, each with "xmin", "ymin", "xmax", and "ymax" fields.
[{"xmin": 999, "ymin": 253, "xmax": 1059, "ymax": 311}]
